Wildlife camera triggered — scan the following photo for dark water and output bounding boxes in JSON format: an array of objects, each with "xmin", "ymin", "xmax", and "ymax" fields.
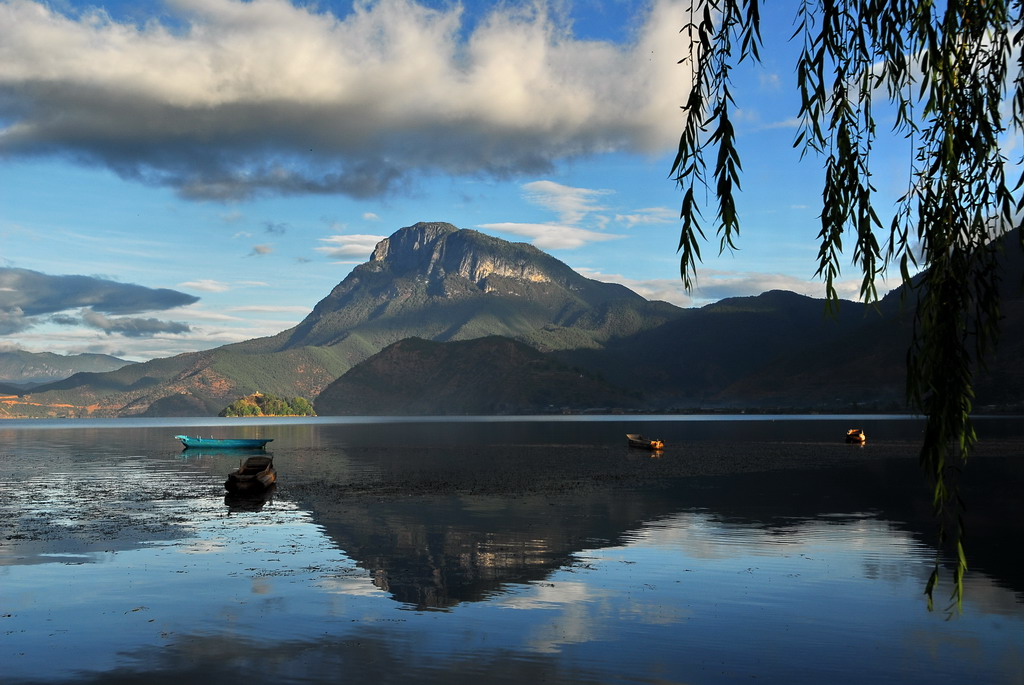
[{"xmin": 1, "ymin": 416, "xmax": 1022, "ymax": 684}]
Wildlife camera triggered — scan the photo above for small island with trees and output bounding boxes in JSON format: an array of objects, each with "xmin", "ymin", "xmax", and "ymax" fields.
[{"xmin": 219, "ymin": 392, "xmax": 316, "ymax": 417}]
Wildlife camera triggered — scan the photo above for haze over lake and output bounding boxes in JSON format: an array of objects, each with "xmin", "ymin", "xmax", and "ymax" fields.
[{"xmin": 2, "ymin": 415, "xmax": 1022, "ymax": 684}]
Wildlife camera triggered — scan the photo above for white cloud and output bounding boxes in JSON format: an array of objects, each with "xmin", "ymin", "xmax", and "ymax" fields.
[
  {"xmin": 614, "ymin": 207, "xmax": 677, "ymax": 226},
  {"xmin": 575, "ymin": 267, "xmax": 691, "ymax": 306},
  {"xmin": 498, "ymin": 580, "xmax": 592, "ymax": 611},
  {"xmin": 480, "ymin": 179, "xmax": 635, "ymax": 250},
  {"xmin": 178, "ymin": 279, "xmax": 230, "ymax": 292},
  {"xmin": 576, "ymin": 265, "xmax": 889, "ymax": 308},
  {"xmin": 759, "ymin": 72, "xmax": 781, "ymax": 90},
  {"xmin": 318, "ymin": 576, "xmax": 389, "ymax": 598},
  {"xmin": 480, "ymin": 222, "xmax": 624, "ymax": 250},
  {"xmin": 5, "ymin": 316, "xmax": 283, "ymax": 360},
  {"xmin": 0, "ymin": 0, "xmax": 689, "ymax": 200},
  {"xmin": 316, "ymin": 234, "xmax": 387, "ymax": 260},
  {"xmin": 161, "ymin": 306, "xmax": 242, "ymax": 322},
  {"xmin": 761, "ymin": 117, "xmax": 802, "ymax": 130},
  {"xmin": 227, "ymin": 305, "xmax": 311, "ymax": 314},
  {"xmin": 691, "ymin": 269, "xmax": 877, "ymax": 304},
  {"xmin": 522, "ymin": 180, "xmax": 613, "ymax": 224}
]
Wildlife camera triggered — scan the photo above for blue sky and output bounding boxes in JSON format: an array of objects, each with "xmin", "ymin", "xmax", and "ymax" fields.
[{"xmin": 1, "ymin": 0, "xmax": 900, "ymax": 362}]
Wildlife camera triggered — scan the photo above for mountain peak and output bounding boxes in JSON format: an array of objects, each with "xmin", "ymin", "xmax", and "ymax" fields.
[
  {"xmin": 369, "ymin": 222, "xmax": 459, "ymax": 263},
  {"xmin": 274, "ymin": 221, "xmax": 678, "ymax": 352},
  {"xmin": 362, "ymin": 222, "xmax": 556, "ymax": 288}
]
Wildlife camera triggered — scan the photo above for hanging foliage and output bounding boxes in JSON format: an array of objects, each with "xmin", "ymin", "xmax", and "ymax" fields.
[{"xmin": 672, "ymin": 0, "xmax": 1024, "ymax": 610}]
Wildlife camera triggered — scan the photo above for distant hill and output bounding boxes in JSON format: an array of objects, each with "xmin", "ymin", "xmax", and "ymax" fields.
[
  {"xmin": 316, "ymin": 336, "xmax": 639, "ymax": 415},
  {"xmin": 28, "ymin": 346, "xmax": 350, "ymax": 417},
  {"xmin": 688, "ymin": 229, "xmax": 1024, "ymax": 411},
  {"xmin": 707, "ymin": 232, "xmax": 1024, "ymax": 412},
  {"xmin": 0, "ymin": 380, "xmax": 23, "ymax": 395},
  {"xmin": 13, "ymin": 222, "xmax": 680, "ymax": 417},
  {"xmin": 10, "ymin": 222, "xmax": 1022, "ymax": 417},
  {"xmin": 0, "ymin": 350, "xmax": 131, "ymax": 387},
  {"xmin": 554, "ymin": 289, "xmax": 891, "ymax": 410}
]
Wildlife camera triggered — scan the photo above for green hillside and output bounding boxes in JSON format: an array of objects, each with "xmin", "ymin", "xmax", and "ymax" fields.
[{"xmin": 316, "ymin": 336, "xmax": 639, "ymax": 415}]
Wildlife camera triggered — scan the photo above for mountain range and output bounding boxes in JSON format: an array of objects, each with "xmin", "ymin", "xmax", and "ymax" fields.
[
  {"xmin": 0, "ymin": 351, "xmax": 129, "ymax": 389},
  {"xmin": 5, "ymin": 221, "xmax": 1022, "ymax": 417}
]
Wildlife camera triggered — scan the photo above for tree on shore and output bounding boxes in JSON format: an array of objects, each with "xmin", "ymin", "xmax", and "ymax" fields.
[
  {"xmin": 220, "ymin": 393, "xmax": 316, "ymax": 417},
  {"xmin": 673, "ymin": 0, "xmax": 1023, "ymax": 609}
]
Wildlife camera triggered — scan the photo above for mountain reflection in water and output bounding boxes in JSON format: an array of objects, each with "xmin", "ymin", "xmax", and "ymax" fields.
[
  {"xmin": 0, "ymin": 416, "xmax": 1022, "ymax": 684},
  {"xmin": 292, "ymin": 451, "xmax": 1024, "ymax": 611},
  {"xmin": 301, "ymin": 489, "xmax": 684, "ymax": 610}
]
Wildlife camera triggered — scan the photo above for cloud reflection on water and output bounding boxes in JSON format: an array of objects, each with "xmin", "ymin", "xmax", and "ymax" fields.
[{"xmin": 2, "ymin": 419, "xmax": 1023, "ymax": 684}]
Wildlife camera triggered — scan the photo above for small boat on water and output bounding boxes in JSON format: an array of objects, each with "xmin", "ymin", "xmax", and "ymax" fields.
[
  {"xmin": 627, "ymin": 433, "xmax": 665, "ymax": 451},
  {"xmin": 176, "ymin": 435, "xmax": 273, "ymax": 449},
  {"xmin": 845, "ymin": 428, "xmax": 866, "ymax": 444},
  {"xmin": 225, "ymin": 455, "xmax": 277, "ymax": 491}
]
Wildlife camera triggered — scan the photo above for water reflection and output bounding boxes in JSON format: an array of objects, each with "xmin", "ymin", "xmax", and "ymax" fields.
[
  {"xmin": 299, "ymin": 489, "xmax": 688, "ymax": 610},
  {"xmin": 0, "ymin": 456, "xmax": 218, "ymax": 565},
  {"xmin": 1, "ymin": 418, "xmax": 1022, "ymax": 685},
  {"xmin": 224, "ymin": 484, "xmax": 277, "ymax": 513},
  {"xmin": 178, "ymin": 448, "xmax": 276, "ymax": 459},
  {"xmin": 290, "ymin": 461, "xmax": 1024, "ymax": 612}
]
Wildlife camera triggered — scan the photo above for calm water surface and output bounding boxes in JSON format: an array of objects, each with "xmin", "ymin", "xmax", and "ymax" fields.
[{"xmin": 1, "ymin": 416, "xmax": 1022, "ymax": 684}]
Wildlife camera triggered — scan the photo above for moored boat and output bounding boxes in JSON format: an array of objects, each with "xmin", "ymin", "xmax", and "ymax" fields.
[
  {"xmin": 845, "ymin": 428, "xmax": 866, "ymax": 444},
  {"xmin": 176, "ymin": 435, "xmax": 273, "ymax": 449},
  {"xmin": 225, "ymin": 455, "xmax": 277, "ymax": 491},
  {"xmin": 627, "ymin": 433, "xmax": 665, "ymax": 451}
]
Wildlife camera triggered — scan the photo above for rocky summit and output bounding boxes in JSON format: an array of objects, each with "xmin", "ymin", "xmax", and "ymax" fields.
[{"xmin": 270, "ymin": 221, "xmax": 681, "ymax": 352}]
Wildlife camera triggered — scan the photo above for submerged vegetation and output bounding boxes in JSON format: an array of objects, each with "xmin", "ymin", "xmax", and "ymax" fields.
[{"xmin": 220, "ymin": 392, "xmax": 315, "ymax": 417}]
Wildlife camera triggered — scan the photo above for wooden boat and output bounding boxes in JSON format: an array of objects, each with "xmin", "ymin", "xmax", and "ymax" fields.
[
  {"xmin": 627, "ymin": 433, "xmax": 665, "ymax": 450},
  {"xmin": 176, "ymin": 435, "xmax": 273, "ymax": 449},
  {"xmin": 225, "ymin": 455, "xmax": 277, "ymax": 491},
  {"xmin": 845, "ymin": 428, "xmax": 866, "ymax": 444}
]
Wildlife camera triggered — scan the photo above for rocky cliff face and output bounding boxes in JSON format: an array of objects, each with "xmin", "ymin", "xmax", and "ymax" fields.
[
  {"xmin": 368, "ymin": 222, "xmax": 552, "ymax": 287},
  {"xmin": 276, "ymin": 221, "xmax": 680, "ymax": 351}
]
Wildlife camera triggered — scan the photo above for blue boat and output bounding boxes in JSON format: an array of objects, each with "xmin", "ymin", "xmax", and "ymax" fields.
[{"xmin": 175, "ymin": 435, "xmax": 273, "ymax": 449}]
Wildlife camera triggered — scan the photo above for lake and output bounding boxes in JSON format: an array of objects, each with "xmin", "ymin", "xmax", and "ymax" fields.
[{"xmin": 1, "ymin": 415, "xmax": 1022, "ymax": 684}]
